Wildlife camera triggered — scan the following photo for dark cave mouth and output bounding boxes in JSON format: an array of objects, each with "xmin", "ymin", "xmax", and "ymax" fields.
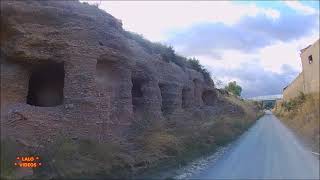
[{"xmin": 27, "ymin": 62, "xmax": 64, "ymax": 107}]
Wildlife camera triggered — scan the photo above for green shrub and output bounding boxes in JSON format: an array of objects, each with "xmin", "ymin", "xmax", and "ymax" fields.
[
  {"xmin": 171, "ymin": 55, "xmax": 187, "ymax": 68},
  {"xmin": 123, "ymin": 30, "xmax": 214, "ymax": 83},
  {"xmin": 282, "ymin": 92, "xmax": 306, "ymax": 112},
  {"xmin": 297, "ymin": 91, "xmax": 306, "ymax": 102},
  {"xmin": 124, "ymin": 31, "xmax": 184, "ymax": 66},
  {"xmin": 201, "ymin": 68, "xmax": 212, "ymax": 83},
  {"xmin": 188, "ymin": 58, "xmax": 202, "ymax": 71},
  {"xmin": 160, "ymin": 45, "xmax": 176, "ymax": 63},
  {"xmin": 224, "ymin": 81, "xmax": 242, "ymax": 96},
  {"xmin": 188, "ymin": 57, "xmax": 212, "ymax": 82}
]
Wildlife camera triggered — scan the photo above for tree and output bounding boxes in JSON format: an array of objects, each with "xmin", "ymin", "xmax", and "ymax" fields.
[{"xmin": 225, "ymin": 81, "xmax": 242, "ymax": 96}]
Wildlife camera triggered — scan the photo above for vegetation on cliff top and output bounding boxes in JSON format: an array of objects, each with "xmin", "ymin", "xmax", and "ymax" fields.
[{"xmin": 124, "ymin": 31, "xmax": 212, "ymax": 83}]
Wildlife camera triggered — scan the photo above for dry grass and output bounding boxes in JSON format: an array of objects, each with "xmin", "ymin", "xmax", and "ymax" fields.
[
  {"xmin": 142, "ymin": 132, "xmax": 181, "ymax": 157},
  {"xmin": 19, "ymin": 135, "xmax": 133, "ymax": 179},
  {"xmin": 274, "ymin": 93, "xmax": 319, "ymax": 152},
  {"xmin": 133, "ymin": 95, "xmax": 262, "ymax": 177},
  {"xmin": 0, "ymin": 136, "xmax": 134, "ymax": 179},
  {"xmin": 1, "ymin": 95, "xmax": 262, "ymax": 179},
  {"xmin": 225, "ymin": 95, "xmax": 260, "ymax": 119}
]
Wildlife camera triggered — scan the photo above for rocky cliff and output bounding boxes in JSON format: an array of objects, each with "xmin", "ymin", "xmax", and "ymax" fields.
[
  {"xmin": 1, "ymin": 1, "xmax": 260, "ymax": 178},
  {"xmin": 1, "ymin": 0, "xmax": 218, "ymax": 144}
]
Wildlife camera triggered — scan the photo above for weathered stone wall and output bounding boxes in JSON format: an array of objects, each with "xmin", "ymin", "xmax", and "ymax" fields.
[
  {"xmin": 283, "ymin": 39, "xmax": 319, "ymax": 101},
  {"xmin": 1, "ymin": 1, "xmax": 218, "ymax": 145},
  {"xmin": 283, "ymin": 73, "xmax": 304, "ymax": 100},
  {"xmin": 301, "ymin": 39, "xmax": 319, "ymax": 94}
]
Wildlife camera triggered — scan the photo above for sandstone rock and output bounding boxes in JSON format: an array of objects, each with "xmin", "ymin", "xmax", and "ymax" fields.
[{"xmin": 1, "ymin": 0, "xmax": 221, "ymax": 145}]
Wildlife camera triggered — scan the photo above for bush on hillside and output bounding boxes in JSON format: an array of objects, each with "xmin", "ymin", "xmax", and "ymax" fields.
[
  {"xmin": 123, "ymin": 31, "xmax": 154, "ymax": 54},
  {"xmin": 123, "ymin": 31, "xmax": 182, "ymax": 66},
  {"xmin": 281, "ymin": 92, "xmax": 306, "ymax": 111},
  {"xmin": 160, "ymin": 45, "xmax": 176, "ymax": 63},
  {"xmin": 188, "ymin": 58, "xmax": 202, "ymax": 72},
  {"xmin": 188, "ymin": 57, "xmax": 212, "ymax": 83},
  {"xmin": 224, "ymin": 81, "xmax": 242, "ymax": 96},
  {"xmin": 123, "ymin": 31, "xmax": 213, "ymax": 82}
]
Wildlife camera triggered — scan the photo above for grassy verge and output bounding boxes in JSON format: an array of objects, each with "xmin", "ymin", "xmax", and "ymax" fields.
[{"xmin": 273, "ymin": 93, "xmax": 319, "ymax": 152}]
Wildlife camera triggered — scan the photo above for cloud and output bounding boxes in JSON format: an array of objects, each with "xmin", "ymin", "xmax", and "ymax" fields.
[
  {"xmin": 207, "ymin": 61, "xmax": 299, "ymax": 98},
  {"xmin": 284, "ymin": 1, "xmax": 317, "ymax": 15},
  {"xmin": 168, "ymin": 12, "xmax": 319, "ymax": 57},
  {"xmin": 82, "ymin": 1, "xmax": 280, "ymax": 41},
  {"xmin": 191, "ymin": 33, "xmax": 318, "ymax": 97}
]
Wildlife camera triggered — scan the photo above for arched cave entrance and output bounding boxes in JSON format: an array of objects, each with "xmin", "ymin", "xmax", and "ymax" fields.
[
  {"xmin": 132, "ymin": 78, "xmax": 144, "ymax": 111},
  {"xmin": 27, "ymin": 62, "xmax": 64, "ymax": 107},
  {"xmin": 202, "ymin": 90, "xmax": 217, "ymax": 106}
]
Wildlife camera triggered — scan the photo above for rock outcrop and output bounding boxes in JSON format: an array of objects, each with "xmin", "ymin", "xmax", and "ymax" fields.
[{"xmin": 2, "ymin": 0, "xmax": 225, "ymax": 146}]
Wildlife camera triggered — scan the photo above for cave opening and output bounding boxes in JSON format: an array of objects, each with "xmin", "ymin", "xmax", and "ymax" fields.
[
  {"xmin": 193, "ymin": 79, "xmax": 199, "ymax": 97},
  {"xmin": 132, "ymin": 78, "xmax": 144, "ymax": 111},
  {"xmin": 27, "ymin": 62, "xmax": 64, "ymax": 107},
  {"xmin": 182, "ymin": 87, "xmax": 190, "ymax": 109},
  {"xmin": 202, "ymin": 90, "xmax": 217, "ymax": 106},
  {"xmin": 159, "ymin": 83, "xmax": 166, "ymax": 112}
]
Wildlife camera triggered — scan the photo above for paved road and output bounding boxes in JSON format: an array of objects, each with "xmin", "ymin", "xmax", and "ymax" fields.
[{"xmin": 191, "ymin": 111, "xmax": 319, "ymax": 179}]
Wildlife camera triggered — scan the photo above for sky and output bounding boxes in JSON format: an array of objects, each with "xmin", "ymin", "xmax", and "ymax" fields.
[{"xmin": 82, "ymin": 0, "xmax": 319, "ymax": 98}]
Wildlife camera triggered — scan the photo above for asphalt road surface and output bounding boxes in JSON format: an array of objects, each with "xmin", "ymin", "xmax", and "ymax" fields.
[{"xmin": 191, "ymin": 111, "xmax": 319, "ymax": 179}]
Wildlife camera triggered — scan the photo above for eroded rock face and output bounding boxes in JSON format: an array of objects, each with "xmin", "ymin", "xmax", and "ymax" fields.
[
  {"xmin": 1, "ymin": 1, "xmax": 218, "ymax": 145},
  {"xmin": 202, "ymin": 90, "xmax": 217, "ymax": 106}
]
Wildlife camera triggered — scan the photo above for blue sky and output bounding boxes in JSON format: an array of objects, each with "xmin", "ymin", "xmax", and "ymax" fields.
[{"xmin": 83, "ymin": 0, "xmax": 319, "ymax": 98}]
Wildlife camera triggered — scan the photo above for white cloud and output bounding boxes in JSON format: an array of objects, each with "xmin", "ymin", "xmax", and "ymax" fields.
[
  {"xmin": 264, "ymin": 8, "xmax": 281, "ymax": 19},
  {"xmin": 183, "ymin": 31, "xmax": 318, "ymax": 94},
  {"xmin": 258, "ymin": 41, "xmax": 301, "ymax": 73},
  {"xmin": 181, "ymin": 33, "xmax": 317, "ymax": 75},
  {"xmin": 284, "ymin": 1, "xmax": 317, "ymax": 15},
  {"xmin": 190, "ymin": 50, "xmax": 256, "ymax": 71},
  {"xmin": 258, "ymin": 31, "xmax": 319, "ymax": 73},
  {"xmin": 81, "ymin": 1, "xmax": 280, "ymax": 41}
]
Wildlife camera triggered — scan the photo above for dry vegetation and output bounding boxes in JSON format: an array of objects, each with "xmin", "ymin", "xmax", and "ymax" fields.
[
  {"xmin": 130, "ymin": 95, "xmax": 263, "ymax": 178},
  {"xmin": 273, "ymin": 93, "xmax": 320, "ymax": 152},
  {"xmin": 1, "ymin": 96, "xmax": 262, "ymax": 179}
]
